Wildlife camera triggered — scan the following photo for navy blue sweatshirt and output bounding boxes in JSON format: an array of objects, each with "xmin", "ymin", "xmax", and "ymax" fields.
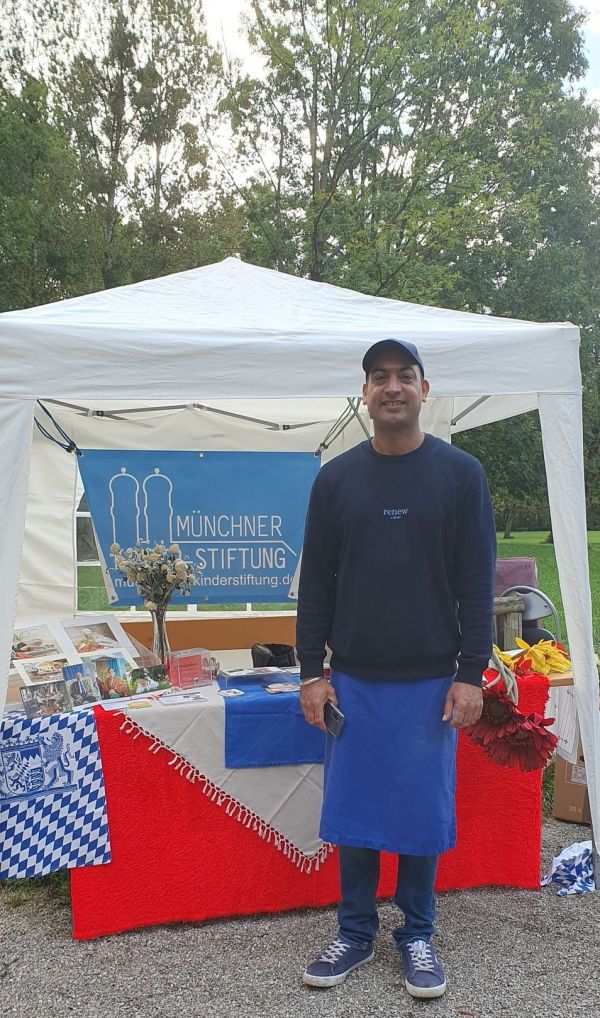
[{"xmin": 296, "ymin": 436, "xmax": 496, "ymax": 686}]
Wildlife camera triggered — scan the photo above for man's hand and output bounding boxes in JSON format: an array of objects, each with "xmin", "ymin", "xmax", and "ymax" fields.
[
  {"xmin": 300, "ymin": 678, "xmax": 337, "ymax": 732},
  {"xmin": 442, "ymin": 681, "xmax": 483, "ymax": 729}
]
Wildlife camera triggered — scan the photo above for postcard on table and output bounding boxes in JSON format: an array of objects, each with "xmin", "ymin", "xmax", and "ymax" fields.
[
  {"xmin": 60, "ymin": 614, "xmax": 137, "ymax": 657},
  {"xmin": 128, "ymin": 665, "xmax": 170, "ymax": 695},
  {"xmin": 62, "ymin": 662, "xmax": 102, "ymax": 706},
  {"xmin": 87, "ymin": 654, "xmax": 132, "ymax": 700},
  {"xmin": 14, "ymin": 656, "xmax": 72, "ymax": 686},
  {"xmin": 20, "ymin": 680, "xmax": 72, "ymax": 719},
  {"xmin": 160, "ymin": 692, "xmax": 207, "ymax": 705}
]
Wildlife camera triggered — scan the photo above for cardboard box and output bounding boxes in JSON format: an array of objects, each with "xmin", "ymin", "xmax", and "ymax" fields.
[{"xmin": 552, "ymin": 739, "xmax": 591, "ymax": 824}]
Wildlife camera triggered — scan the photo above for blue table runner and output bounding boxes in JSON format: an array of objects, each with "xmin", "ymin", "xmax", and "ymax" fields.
[{"xmin": 219, "ymin": 683, "xmax": 326, "ymax": 769}]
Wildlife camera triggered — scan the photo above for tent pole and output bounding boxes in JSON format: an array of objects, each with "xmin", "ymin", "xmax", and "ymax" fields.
[
  {"xmin": 45, "ymin": 398, "xmax": 322, "ymax": 431},
  {"xmin": 450, "ymin": 395, "xmax": 490, "ymax": 426},
  {"xmin": 346, "ymin": 397, "xmax": 371, "ymax": 439},
  {"xmin": 315, "ymin": 403, "xmax": 357, "ymax": 454}
]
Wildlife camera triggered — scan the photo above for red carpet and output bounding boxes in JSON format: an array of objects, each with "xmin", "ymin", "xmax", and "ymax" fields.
[{"xmin": 70, "ymin": 676, "xmax": 546, "ymax": 940}]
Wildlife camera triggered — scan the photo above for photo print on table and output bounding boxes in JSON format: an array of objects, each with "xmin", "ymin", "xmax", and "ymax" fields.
[
  {"xmin": 60, "ymin": 614, "xmax": 137, "ymax": 657},
  {"xmin": 14, "ymin": 656, "xmax": 71, "ymax": 686},
  {"xmin": 90, "ymin": 654, "xmax": 131, "ymax": 700},
  {"xmin": 128, "ymin": 665, "xmax": 169, "ymax": 695},
  {"xmin": 62, "ymin": 662, "xmax": 101, "ymax": 707},
  {"xmin": 20, "ymin": 680, "xmax": 72, "ymax": 719},
  {"xmin": 11, "ymin": 624, "xmax": 63, "ymax": 661},
  {"xmin": 11, "ymin": 621, "xmax": 80, "ymax": 663}
]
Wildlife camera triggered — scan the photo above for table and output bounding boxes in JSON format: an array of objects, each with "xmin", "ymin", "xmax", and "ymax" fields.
[
  {"xmin": 547, "ymin": 670, "xmax": 574, "ymax": 688},
  {"xmin": 69, "ymin": 673, "xmax": 549, "ymax": 940}
]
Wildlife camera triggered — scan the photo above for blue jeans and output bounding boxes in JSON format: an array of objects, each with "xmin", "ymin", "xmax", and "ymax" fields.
[{"xmin": 337, "ymin": 845, "xmax": 439, "ymax": 950}]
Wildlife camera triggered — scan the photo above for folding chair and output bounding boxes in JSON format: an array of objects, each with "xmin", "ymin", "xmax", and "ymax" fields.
[{"xmin": 499, "ymin": 585, "xmax": 562, "ymax": 644}]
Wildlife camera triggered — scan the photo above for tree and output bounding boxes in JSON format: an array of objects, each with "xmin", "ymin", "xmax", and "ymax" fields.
[
  {"xmin": 230, "ymin": 0, "xmax": 590, "ymax": 296},
  {"xmin": 51, "ymin": 2, "xmax": 144, "ymax": 288},
  {"xmin": 0, "ymin": 76, "xmax": 100, "ymax": 310},
  {"xmin": 12, "ymin": 0, "xmax": 221, "ymax": 289},
  {"xmin": 454, "ymin": 415, "xmax": 548, "ymax": 537},
  {"xmin": 127, "ymin": 0, "xmax": 220, "ymax": 276}
]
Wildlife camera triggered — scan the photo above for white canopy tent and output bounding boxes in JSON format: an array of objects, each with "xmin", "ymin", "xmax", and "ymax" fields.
[{"xmin": 0, "ymin": 256, "xmax": 597, "ymax": 855}]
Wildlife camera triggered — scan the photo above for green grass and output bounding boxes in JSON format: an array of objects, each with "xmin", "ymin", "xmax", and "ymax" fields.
[
  {"xmin": 496, "ymin": 531, "xmax": 600, "ymax": 651},
  {"xmin": 77, "ymin": 566, "xmax": 295, "ymax": 613},
  {"xmin": 542, "ymin": 762, "xmax": 555, "ymax": 820},
  {"xmin": 0, "ymin": 871, "xmax": 69, "ymax": 909}
]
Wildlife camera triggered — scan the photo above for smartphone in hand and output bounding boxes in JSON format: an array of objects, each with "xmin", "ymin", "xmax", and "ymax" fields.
[{"xmin": 323, "ymin": 700, "xmax": 345, "ymax": 738}]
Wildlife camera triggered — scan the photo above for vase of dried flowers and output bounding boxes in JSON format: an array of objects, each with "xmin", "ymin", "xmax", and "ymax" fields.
[
  {"xmin": 149, "ymin": 604, "xmax": 171, "ymax": 664},
  {"xmin": 110, "ymin": 541, "xmax": 196, "ymax": 667}
]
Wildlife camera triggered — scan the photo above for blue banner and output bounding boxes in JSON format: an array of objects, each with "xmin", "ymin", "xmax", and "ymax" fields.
[{"xmin": 79, "ymin": 450, "xmax": 319, "ymax": 605}]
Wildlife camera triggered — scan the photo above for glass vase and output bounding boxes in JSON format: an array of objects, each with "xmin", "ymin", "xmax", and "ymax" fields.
[{"xmin": 150, "ymin": 607, "xmax": 171, "ymax": 666}]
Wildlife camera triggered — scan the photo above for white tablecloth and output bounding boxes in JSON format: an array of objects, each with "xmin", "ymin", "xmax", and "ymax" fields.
[{"xmin": 107, "ymin": 685, "xmax": 327, "ymax": 863}]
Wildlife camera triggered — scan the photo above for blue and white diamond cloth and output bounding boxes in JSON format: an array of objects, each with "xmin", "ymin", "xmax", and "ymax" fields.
[
  {"xmin": 541, "ymin": 840, "xmax": 595, "ymax": 896},
  {"xmin": 0, "ymin": 709, "xmax": 111, "ymax": 880}
]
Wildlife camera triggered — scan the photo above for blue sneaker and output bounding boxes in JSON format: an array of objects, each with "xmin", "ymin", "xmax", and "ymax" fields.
[
  {"xmin": 400, "ymin": 937, "xmax": 446, "ymax": 998},
  {"xmin": 302, "ymin": 937, "xmax": 374, "ymax": 987}
]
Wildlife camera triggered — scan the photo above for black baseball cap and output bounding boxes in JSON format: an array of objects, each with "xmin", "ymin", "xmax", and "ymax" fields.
[{"xmin": 362, "ymin": 339, "xmax": 425, "ymax": 377}]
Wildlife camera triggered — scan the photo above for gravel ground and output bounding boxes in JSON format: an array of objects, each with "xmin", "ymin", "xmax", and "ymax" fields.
[{"xmin": 0, "ymin": 819, "xmax": 598, "ymax": 1018}]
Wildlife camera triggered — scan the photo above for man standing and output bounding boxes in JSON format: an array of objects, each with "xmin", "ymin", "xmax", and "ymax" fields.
[{"xmin": 296, "ymin": 339, "xmax": 496, "ymax": 999}]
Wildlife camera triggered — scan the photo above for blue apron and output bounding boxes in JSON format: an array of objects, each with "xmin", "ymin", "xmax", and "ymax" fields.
[{"xmin": 320, "ymin": 669, "xmax": 457, "ymax": 856}]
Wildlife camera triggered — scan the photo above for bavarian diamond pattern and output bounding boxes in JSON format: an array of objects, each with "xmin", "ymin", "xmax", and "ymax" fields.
[
  {"xmin": 0, "ymin": 709, "xmax": 111, "ymax": 880},
  {"xmin": 541, "ymin": 840, "xmax": 595, "ymax": 896}
]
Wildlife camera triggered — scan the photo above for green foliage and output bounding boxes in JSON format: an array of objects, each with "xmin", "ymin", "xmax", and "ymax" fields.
[
  {"xmin": 5, "ymin": 0, "xmax": 222, "ymax": 290},
  {"xmin": 0, "ymin": 77, "xmax": 101, "ymax": 309},
  {"xmin": 233, "ymin": 0, "xmax": 593, "ymax": 292},
  {"xmin": 454, "ymin": 413, "xmax": 549, "ymax": 535}
]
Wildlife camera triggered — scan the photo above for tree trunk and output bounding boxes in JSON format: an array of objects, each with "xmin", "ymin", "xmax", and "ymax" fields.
[
  {"xmin": 503, "ymin": 506, "xmax": 513, "ymax": 539},
  {"xmin": 308, "ymin": 62, "xmax": 324, "ymax": 281},
  {"xmin": 275, "ymin": 118, "xmax": 284, "ymax": 271},
  {"xmin": 154, "ymin": 140, "xmax": 162, "ymax": 216}
]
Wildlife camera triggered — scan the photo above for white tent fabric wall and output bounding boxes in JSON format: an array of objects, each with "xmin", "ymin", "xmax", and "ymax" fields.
[
  {"xmin": 0, "ymin": 256, "xmax": 597, "ymax": 855},
  {"xmin": 19, "ymin": 418, "xmax": 80, "ymax": 620},
  {"xmin": 0, "ymin": 398, "xmax": 35, "ymax": 708},
  {"xmin": 538, "ymin": 394, "xmax": 600, "ymax": 862}
]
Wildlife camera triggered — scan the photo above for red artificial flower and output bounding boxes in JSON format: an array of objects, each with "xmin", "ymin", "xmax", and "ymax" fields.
[{"xmin": 465, "ymin": 685, "xmax": 558, "ymax": 771}]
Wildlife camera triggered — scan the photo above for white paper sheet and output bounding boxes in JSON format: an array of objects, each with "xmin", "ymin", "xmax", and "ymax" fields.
[{"xmin": 547, "ymin": 685, "xmax": 579, "ymax": 764}]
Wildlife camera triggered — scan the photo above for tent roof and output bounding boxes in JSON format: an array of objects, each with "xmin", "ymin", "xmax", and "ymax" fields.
[{"xmin": 0, "ymin": 256, "xmax": 580, "ymax": 402}]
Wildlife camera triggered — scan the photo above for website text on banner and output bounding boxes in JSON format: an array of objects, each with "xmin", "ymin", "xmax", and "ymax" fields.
[{"xmin": 78, "ymin": 450, "xmax": 320, "ymax": 605}]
